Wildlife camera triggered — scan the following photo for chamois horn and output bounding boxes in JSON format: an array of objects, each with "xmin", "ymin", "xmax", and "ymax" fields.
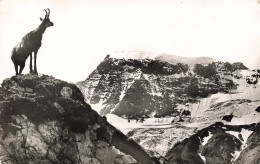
[
  {"xmin": 47, "ymin": 8, "xmax": 50, "ymax": 17},
  {"xmin": 43, "ymin": 9, "xmax": 48, "ymax": 18}
]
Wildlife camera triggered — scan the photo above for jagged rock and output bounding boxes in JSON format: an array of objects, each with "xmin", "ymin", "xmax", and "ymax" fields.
[
  {"xmin": 201, "ymin": 131, "xmax": 241, "ymax": 164},
  {"xmin": 165, "ymin": 122, "xmax": 259, "ymax": 164},
  {"xmin": 0, "ymin": 74, "xmax": 159, "ymax": 164}
]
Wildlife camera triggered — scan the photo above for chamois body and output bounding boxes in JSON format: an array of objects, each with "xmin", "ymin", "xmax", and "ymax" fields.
[
  {"xmin": 11, "ymin": 30, "xmax": 42, "ymax": 68},
  {"xmin": 11, "ymin": 9, "xmax": 53, "ymax": 75}
]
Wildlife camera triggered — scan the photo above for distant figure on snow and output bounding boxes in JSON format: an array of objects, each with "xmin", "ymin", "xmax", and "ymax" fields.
[{"xmin": 11, "ymin": 8, "xmax": 54, "ymax": 75}]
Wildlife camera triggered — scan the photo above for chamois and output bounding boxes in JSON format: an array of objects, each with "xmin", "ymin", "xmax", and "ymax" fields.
[{"xmin": 11, "ymin": 8, "xmax": 54, "ymax": 75}]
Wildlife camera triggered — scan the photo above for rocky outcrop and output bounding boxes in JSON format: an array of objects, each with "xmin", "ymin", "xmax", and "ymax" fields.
[
  {"xmin": 165, "ymin": 122, "xmax": 259, "ymax": 164},
  {"xmin": 0, "ymin": 74, "xmax": 159, "ymax": 164},
  {"xmin": 231, "ymin": 62, "xmax": 248, "ymax": 71},
  {"xmin": 235, "ymin": 123, "xmax": 260, "ymax": 164}
]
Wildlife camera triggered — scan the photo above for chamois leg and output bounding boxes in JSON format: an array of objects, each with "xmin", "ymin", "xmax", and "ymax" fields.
[
  {"xmin": 29, "ymin": 54, "xmax": 33, "ymax": 73},
  {"xmin": 14, "ymin": 64, "xmax": 18, "ymax": 75},
  {"xmin": 19, "ymin": 63, "xmax": 25, "ymax": 75},
  {"xmin": 34, "ymin": 51, "xmax": 38, "ymax": 74}
]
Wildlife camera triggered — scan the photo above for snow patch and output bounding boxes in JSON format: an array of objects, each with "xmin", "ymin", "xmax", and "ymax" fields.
[
  {"xmin": 201, "ymin": 132, "xmax": 213, "ymax": 146},
  {"xmin": 228, "ymin": 111, "xmax": 260, "ymax": 125},
  {"xmin": 184, "ymin": 122, "xmax": 201, "ymax": 128},
  {"xmin": 198, "ymin": 153, "xmax": 206, "ymax": 164},
  {"xmin": 240, "ymin": 128, "xmax": 253, "ymax": 144},
  {"xmin": 239, "ymin": 70, "xmax": 255, "ymax": 77},
  {"xmin": 106, "ymin": 114, "xmax": 174, "ymax": 134},
  {"xmin": 228, "ymin": 128, "xmax": 254, "ymax": 162},
  {"xmin": 226, "ymin": 131, "xmax": 239, "ymax": 139},
  {"xmin": 232, "ymin": 150, "xmax": 241, "ymax": 162},
  {"xmin": 90, "ymin": 100, "xmax": 106, "ymax": 114}
]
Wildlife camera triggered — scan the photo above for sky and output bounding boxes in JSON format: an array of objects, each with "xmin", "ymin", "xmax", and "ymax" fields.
[{"xmin": 0, "ymin": 0, "xmax": 260, "ymax": 83}]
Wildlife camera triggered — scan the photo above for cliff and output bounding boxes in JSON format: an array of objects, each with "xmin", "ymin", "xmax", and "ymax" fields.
[{"xmin": 0, "ymin": 74, "xmax": 158, "ymax": 164}]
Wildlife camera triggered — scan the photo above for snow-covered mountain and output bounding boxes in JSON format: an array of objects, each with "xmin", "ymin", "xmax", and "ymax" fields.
[
  {"xmin": 77, "ymin": 53, "xmax": 250, "ymax": 118},
  {"xmin": 77, "ymin": 52, "xmax": 260, "ymax": 163}
]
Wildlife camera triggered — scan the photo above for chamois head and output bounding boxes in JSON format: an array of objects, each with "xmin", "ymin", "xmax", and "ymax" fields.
[{"xmin": 40, "ymin": 8, "xmax": 54, "ymax": 27}]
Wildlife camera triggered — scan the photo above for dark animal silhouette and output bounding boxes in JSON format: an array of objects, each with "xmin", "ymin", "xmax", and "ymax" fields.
[{"xmin": 11, "ymin": 8, "xmax": 54, "ymax": 75}]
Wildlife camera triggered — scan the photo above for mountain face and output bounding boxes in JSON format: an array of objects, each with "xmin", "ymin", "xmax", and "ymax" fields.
[
  {"xmin": 0, "ymin": 74, "xmax": 159, "ymax": 164},
  {"xmin": 77, "ymin": 54, "xmax": 249, "ymax": 118},
  {"xmin": 77, "ymin": 53, "xmax": 259, "ymax": 162}
]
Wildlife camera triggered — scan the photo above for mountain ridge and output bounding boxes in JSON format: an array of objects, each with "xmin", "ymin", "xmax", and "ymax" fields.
[
  {"xmin": 109, "ymin": 52, "xmax": 216, "ymax": 66},
  {"xmin": 77, "ymin": 54, "xmax": 250, "ymax": 117}
]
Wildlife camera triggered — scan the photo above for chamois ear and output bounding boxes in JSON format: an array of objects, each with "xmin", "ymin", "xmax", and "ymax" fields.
[{"xmin": 40, "ymin": 17, "xmax": 43, "ymax": 21}]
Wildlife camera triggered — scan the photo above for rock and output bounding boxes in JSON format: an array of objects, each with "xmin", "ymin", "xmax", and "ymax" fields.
[
  {"xmin": 246, "ymin": 76, "xmax": 258, "ymax": 85},
  {"xmin": 201, "ymin": 131, "xmax": 242, "ymax": 164},
  {"xmin": 235, "ymin": 123, "xmax": 260, "ymax": 164},
  {"xmin": 0, "ymin": 74, "xmax": 158, "ymax": 164},
  {"xmin": 255, "ymin": 106, "xmax": 260, "ymax": 113},
  {"xmin": 238, "ymin": 133, "xmax": 244, "ymax": 141},
  {"xmin": 166, "ymin": 136, "xmax": 204, "ymax": 164},
  {"xmin": 25, "ymin": 87, "xmax": 34, "ymax": 92},
  {"xmin": 182, "ymin": 110, "xmax": 191, "ymax": 116},
  {"xmin": 166, "ymin": 122, "xmax": 259, "ymax": 164},
  {"xmin": 222, "ymin": 114, "xmax": 234, "ymax": 122},
  {"xmin": 60, "ymin": 86, "xmax": 73, "ymax": 98}
]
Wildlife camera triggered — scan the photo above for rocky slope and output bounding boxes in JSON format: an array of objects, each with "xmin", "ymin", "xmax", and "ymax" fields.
[
  {"xmin": 0, "ymin": 74, "xmax": 159, "ymax": 164},
  {"xmin": 166, "ymin": 122, "xmax": 260, "ymax": 164},
  {"xmin": 77, "ymin": 54, "xmax": 250, "ymax": 118}
]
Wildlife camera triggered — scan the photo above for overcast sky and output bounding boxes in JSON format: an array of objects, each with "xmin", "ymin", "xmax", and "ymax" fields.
[{"xmin": 0, "ymin": 0, "xmax": 260, "ymax": 83}]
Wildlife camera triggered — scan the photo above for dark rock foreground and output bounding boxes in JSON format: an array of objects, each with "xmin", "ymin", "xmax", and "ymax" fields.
[
  {"xmin": 0, "ymin": 74, "xmax": 158, "ymax": 164},
  {"xmin": 166, "ymin": 122, "xmax": 260, "ymax": 164}
]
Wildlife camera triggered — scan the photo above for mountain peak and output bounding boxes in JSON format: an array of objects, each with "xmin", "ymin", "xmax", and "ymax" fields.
[{"xmin": 155, "ymin": 54, "xmax": 215, "ymax": 66}]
